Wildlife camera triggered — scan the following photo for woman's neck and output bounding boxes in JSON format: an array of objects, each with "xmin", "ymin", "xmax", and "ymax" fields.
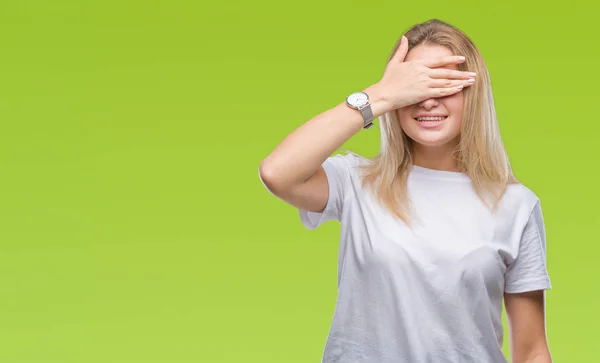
[{"xmin": 411, "ymin": 143, "xmax": 460, "ymax": 172}]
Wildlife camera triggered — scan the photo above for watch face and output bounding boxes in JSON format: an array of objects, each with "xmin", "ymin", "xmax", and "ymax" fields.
[{"xmin": 347, "ymin": 92, "xmax": 368, "ymax": 107}]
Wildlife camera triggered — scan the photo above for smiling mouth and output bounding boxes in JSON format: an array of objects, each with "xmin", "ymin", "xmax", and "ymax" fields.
[{"xmin": 415, "ymin": 116, "xmax": 448, "ymax": 122}]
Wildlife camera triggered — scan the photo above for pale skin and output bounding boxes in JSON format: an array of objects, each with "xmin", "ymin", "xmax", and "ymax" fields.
[
  {"xmin": 505, "ymin": 290, "xmax": 552, "ymax": 363},
  {"xmin": 395, "ymin": 44, "xmax": 466, "ymax": 172},
  {"xmin": 259, "ymin": 35, "xmax": 551, "ymax": 362}
]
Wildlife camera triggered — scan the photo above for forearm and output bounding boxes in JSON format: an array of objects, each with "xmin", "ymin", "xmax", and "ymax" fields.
[
  {"xmin": 259, "ymin": 84, "xmax": 390, "ymax": 189},
  {"xmin": 516, "ymin": 352, "xmax": 552, "ymax": 363}
]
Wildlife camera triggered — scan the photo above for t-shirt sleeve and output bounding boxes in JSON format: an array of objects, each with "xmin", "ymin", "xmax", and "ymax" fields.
[
  {"xmin": 299, "ymin": 153, "xmax": 353, "ymax": 230},
  {"xmin": 504, "ymin": 200, "xmax": 552, "ymax": 293}
]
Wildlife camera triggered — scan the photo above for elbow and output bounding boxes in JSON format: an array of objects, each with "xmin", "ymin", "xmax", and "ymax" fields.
[{"xmin": 258, "ymin": 161, "xmax": 286, "ymax": 196}]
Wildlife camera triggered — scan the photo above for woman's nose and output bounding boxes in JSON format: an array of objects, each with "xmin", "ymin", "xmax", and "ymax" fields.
[{"xmin": 419, "ymin": 98, "xmax": 439, "ymax": 109}]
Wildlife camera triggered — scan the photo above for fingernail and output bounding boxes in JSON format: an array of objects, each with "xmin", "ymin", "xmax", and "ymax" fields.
[
  {"xmin": 468, "ymin": 72, "xmax": 477, "ymax": 77},
  {"xmin": 467, "ymin": 78, "xmax": 476, "ymax": 83},
  {"xmin": 458, "ymin": 56, "xmax": 466, "ymax": 61}
]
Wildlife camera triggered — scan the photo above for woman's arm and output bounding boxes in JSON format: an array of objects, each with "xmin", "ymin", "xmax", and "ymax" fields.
[
  {"xmin": 504, "ymin": 290, "xmax": 552, "ymax": 363},
  {"xmin": 258, "ymin": 84, "xmax": 390, "ymax": 213}
]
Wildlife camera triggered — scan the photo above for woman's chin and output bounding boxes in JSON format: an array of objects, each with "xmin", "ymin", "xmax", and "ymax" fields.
[
  {"xmin": 410, "ymin": 133, "xmax": 460, "ymax": 148},
  {"xmin": 400, "ymin": 121, "xmax": 462, "ymax": 148}
]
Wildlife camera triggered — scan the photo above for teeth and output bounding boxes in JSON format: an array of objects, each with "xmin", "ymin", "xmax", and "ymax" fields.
[{"xmin": 417, "ymin": 116, "xmax": 446, "ymax": 121}]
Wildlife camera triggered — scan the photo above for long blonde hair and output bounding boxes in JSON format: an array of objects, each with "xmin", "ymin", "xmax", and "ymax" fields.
[{"xmin": 349, "ymin": 19, "xmax": 518, "ymax": 225}]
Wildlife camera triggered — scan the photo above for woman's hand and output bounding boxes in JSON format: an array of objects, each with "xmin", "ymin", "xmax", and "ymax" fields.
[{"xmin": 375, "ymin": 35, "xmax": 477, "ymax": 110}]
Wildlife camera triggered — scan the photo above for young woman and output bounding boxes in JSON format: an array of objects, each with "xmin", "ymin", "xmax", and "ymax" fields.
[{"xmin": 258, "ymin": 19, "xmax": 552, "ymax": 363}]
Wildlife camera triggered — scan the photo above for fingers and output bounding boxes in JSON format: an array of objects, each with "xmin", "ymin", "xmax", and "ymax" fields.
[
  {"xmin": 421, "ymin": 55, "xmax": 467, "ymax": 68},
  {"xmin": 428, "ymin": 78, "xmax": 476, "ymax": 89},
  {"xmin": 429, "ymin": 85, "xmax": 466, "ymax": 98},
  {"xmin": 391, "ymin": 35, "xmax": 409, "ymax": 63},
  {"xmin": 428, "ymin": 68, "xmax": 477, "ymax": 80}
]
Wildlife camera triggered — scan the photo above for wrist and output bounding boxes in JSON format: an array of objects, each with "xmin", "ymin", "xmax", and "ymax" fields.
[{"xmin": 363, "ymin": 83, "xmax": 394, "ymax": 117}]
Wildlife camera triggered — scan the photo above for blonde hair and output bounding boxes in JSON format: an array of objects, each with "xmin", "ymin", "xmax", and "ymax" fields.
[{"xmin": 348, "ymin": 19, "xmax": 518, "ymax": 225}]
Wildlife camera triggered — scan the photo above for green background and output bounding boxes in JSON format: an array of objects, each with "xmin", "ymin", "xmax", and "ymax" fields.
[{"xmin": 0, "ymin": 0, "xmax": 597, "ymax": 362}]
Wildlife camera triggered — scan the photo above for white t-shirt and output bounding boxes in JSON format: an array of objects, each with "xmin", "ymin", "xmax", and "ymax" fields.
[{"xmin": 299, "ymin": 153, "xmax": 551, "ymax": 363}]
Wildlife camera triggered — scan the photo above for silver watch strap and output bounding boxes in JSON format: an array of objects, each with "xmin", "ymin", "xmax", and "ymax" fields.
[{"xmin": 359, "ymin": 104, "xmax": 374, "ymax": 129}]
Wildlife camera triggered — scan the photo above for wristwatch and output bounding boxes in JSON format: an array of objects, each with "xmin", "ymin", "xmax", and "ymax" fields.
[{"xmin": 345, "ymin": 91, "xmax": 374, "ymax": 129}]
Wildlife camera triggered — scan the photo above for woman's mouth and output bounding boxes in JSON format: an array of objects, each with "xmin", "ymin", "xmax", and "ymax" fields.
[{"xmin": 415, "ymin": 116, "xmax": 448, "ymax": 129}]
